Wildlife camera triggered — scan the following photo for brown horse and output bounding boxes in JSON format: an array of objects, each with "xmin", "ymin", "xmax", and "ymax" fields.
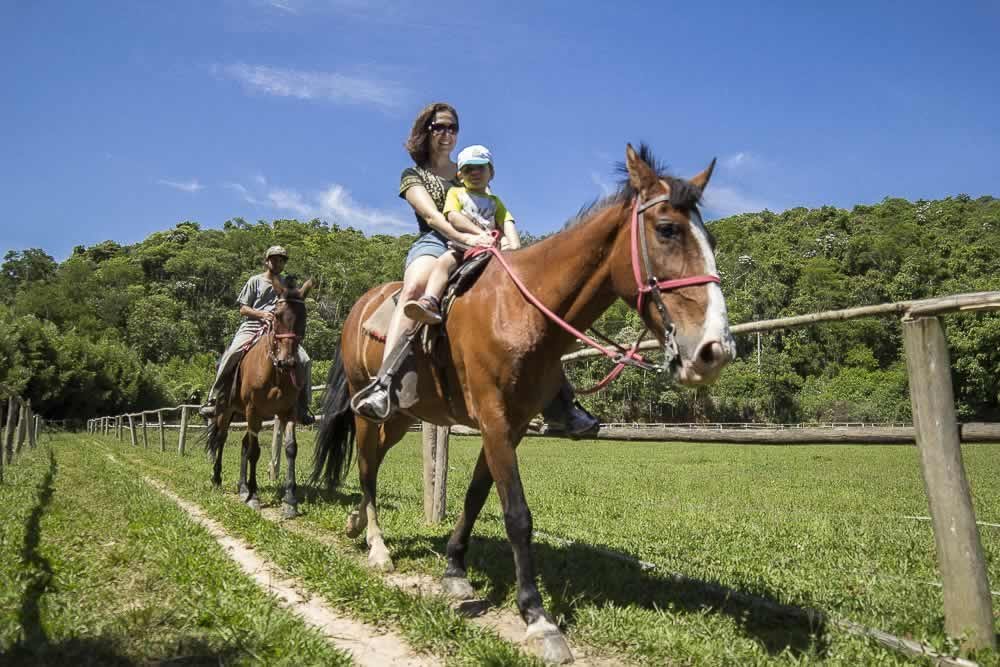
[
  {"xmin": 311, "ymin": 145, "xmax": 734, "ymax": 662},
  {"xmin": 206, "ymin": 278, "xmax": 313, "ymax": 519}
]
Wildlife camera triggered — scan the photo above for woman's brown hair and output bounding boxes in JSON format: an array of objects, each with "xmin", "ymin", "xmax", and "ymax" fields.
[{"xmin": 405, "ymin": 102, "xmax": 459, "ymax": 167}]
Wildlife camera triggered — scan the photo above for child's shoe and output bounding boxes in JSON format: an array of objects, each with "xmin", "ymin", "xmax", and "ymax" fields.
[{"xmin": 404, "ymin": 295, "xmax": 443, "ymax": 325}]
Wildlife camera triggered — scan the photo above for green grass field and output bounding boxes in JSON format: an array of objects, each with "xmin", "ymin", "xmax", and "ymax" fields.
[{"xmin": 5, "ymin": 428, "xmax": 1000, "ymax": 665}]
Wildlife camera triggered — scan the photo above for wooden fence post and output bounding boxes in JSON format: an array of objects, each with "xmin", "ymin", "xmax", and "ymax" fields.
[
  {"xmin": 422, "ymin": 422, "xmax": 437, "ymax": 523},
  {"xmin": 16, "ymin": 400, "xmax": 28, "ymax": 454},
  {"xmin": 117, "ymin": 415, "xmax": 123, "ymax": 441},
  {"xmin": 0, "ymin": 402, "xmax": 4, "ymax": 483},
  {"xmin": 903, "ymin": 316, "xmax": 995, "ymax": 653},
  {"xmin": 33, "ymin": 416, "xmax": 40, "ymax": 445},
  {"xmin": 127, "ymin": 414, "xmax": 137, "ymax": 446},
  {"xmin": 269, "ymin": 420, "xmax": 281, "ymax": 481},
  {"xmin": 28, "ymin": 402, "xmax": 36, "ymax": 449},
  {"xmin": 177, "ymin": 407, "xmax": 188, "ymax": 455},
  {"xmin": 141, "ymin": 412, "xmax": 148, "ymax": 448},
  {"xmin": 157, "ymin": 411, "xmax": 165, "ymax": 452},
  {"xmin": 432, "ymin": 426, "xmax": 450, "ymax": 521},
  {"xmin": 4, "ymin": 397, "xmax": 15, "ymax": 465}
]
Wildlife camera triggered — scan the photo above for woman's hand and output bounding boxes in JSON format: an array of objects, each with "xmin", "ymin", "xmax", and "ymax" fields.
[{"xmin": 463, "ymin": 231, "xmax": 494, "ymax": 247}]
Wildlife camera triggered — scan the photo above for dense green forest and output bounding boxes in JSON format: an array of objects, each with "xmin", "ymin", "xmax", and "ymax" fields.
[{"xmin": 3, "ymin": 194, "xmax": 999, "ymax": 423}]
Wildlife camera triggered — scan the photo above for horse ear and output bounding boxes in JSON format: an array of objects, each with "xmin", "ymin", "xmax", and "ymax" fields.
[
  {"xmin": 690, "ymin": 158, "xmax": 716, "ymax": 191},
  {"xmin": 625, "ymin": 143, "xmax": 658, "ymax": 197},
  {"xmin": 300, "ymin": 278, "xmax": 314, "ymax": 299},
  {"xmin": 271, "ymin": 276, "xmax": 287, "ymax": 296}
]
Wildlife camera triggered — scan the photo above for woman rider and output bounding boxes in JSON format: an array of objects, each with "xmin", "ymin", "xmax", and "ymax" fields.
[{"xmin": 352, "ymin": 102, "xmax": 599, "ymax": 436}]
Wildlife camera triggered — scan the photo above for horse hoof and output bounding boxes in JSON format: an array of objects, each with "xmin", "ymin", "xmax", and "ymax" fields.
[
  {"xmin": 524, "ymin": 620, "xmax": 573, "ymax": 664},
  {"xmin": 281, "ymin": 503, "xmax": 298, "ymax": 519},
  {"xmin": 441, "ymin": 576, "xmax": 476, "ymax": 600},
  {"xmin": 367, "ymin": 550, "xmax": 395, "ymax": 572},
  {"xmin": 345, "ymin": 512, "xmax": 364, "ymax": 538},
  {"xmin": 247, "ymin": 498, "xmax": 261, "ymax": 512}
]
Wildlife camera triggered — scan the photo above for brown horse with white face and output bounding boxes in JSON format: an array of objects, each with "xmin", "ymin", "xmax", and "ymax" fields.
[
  {"xmin": 206, "ymin": 278, "xmax": 314, "ymax": 519},
  {"xmin": 312, "ymin": 144, "xmax": 734, "ymax": 662}
]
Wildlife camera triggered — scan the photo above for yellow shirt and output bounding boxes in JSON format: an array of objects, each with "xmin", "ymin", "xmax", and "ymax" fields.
[{"xmin": 443, "ymin": 186, "xmax": 515, "ymax": 232}]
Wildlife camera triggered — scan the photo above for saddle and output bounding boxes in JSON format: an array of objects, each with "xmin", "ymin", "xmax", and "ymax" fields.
[{"xmin": 359, "ymin": 252, "xmax": 493, "ymax": 414}]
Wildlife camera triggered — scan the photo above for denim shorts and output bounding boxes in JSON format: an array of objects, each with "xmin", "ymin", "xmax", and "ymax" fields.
[{"xmin": 405, "ymin": 231, "xmax": 449, "ymax": 268}]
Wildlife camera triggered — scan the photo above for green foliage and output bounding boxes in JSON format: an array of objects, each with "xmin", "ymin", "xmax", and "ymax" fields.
[{"xmin": 4, "ymin": 194, "xmax": 999, "ymax": 422}]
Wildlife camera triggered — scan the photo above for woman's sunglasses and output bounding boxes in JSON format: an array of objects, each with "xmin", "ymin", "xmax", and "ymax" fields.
[{"xmin": 428, "ymin": 122, "xmax": 458, "ymax": 135}]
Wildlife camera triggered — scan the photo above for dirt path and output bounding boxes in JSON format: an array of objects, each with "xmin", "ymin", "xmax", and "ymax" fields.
[
  {"xmin": 105, "ymin": 453, "xmax": 437, "ymax": 667},
  {"xmin": 257, "ymin": 506, "xmax": 622, "ymax": 667}
]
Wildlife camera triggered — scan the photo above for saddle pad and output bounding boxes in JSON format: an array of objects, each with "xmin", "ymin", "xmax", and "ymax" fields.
[{"xmin": 362, "ymin": 288, "xmax": 401, "ymax": 341}]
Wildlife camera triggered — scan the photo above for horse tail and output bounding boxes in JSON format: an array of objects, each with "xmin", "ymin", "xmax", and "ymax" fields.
[
  {"xmin": 202, "ymin": 414, "xmax": 224, "ymax": 459},
  {"xmin": 309, "ymin": 345, "xmax": 355, "ymax": 489}
]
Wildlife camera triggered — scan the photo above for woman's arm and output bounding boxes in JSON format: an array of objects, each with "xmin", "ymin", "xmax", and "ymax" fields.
[
  {"xmin": 405, "ymin": 186, "xmax": 491, "ymax": 246},
  {"xmin": 502, "ymin": 220, "xmax": 521, "ymax": 250}
]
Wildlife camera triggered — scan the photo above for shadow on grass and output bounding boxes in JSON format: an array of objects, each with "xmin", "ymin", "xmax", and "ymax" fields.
[
  {"xmin": 1, "ymin": 636, "xmax": 246, "ymax": 667},
  {"xmin": 391, "ymin": 530, "xmax": 828, "ymax": 658}
]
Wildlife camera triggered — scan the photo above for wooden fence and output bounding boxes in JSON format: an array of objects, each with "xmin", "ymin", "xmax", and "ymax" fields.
[
  {"xmin": 1, "ymin": 395, "xmax": 43, "ymax": 484},
  {"xmin": 86, "ymin": 289, "xmax": 1000, "ymax": 654}
]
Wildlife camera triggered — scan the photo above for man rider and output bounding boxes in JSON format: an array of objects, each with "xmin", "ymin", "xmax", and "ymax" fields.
[{"xmin": 199, "ymin": 245, "xmax": 314, "ymax": 425}]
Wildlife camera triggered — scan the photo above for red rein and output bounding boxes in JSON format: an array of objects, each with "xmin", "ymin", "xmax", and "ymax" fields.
[{"xmin": 466, "ymin": 197, "xmax": 720, "ymax": 393}]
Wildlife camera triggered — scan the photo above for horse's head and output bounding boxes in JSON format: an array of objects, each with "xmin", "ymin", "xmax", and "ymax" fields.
[
  {"xmin": 610, "ymin": 144, "xmax": 735, "ymax": 385},
  {"xmin": 270, "ymin": 277, "xmax": 314, "ymax": 368}
]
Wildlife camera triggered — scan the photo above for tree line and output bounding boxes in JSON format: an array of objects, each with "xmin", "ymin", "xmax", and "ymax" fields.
[{"xmin": 3, "ymin": 194, "xmax": 998, "ymax": 423}]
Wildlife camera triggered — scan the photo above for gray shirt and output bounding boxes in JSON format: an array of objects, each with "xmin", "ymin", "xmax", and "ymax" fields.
[{"xmin": 237, "ymin": 273, "xmax": 284, "ymax": 328}]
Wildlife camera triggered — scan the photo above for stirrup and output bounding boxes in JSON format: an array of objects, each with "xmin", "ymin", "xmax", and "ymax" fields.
[{"xmin": 351, "ymin": 378, "xmax": 392, "ymax": 422}]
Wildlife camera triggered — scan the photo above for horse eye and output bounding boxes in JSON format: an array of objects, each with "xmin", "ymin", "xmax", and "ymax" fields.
[{"xmin": 656, "ymin": 221, "xmax": 680, "ymax": 241}]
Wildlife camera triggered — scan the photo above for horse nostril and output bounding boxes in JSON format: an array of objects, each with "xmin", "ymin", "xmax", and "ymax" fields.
[{"xmin": 698, "ymin": 341, "xmax": 724, "ymax": 367}]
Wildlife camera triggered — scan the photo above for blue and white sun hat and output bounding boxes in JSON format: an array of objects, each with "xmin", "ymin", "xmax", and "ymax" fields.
[{"xmin": 457, "ymin": 145, "xmax": 493, "ymax": 170}]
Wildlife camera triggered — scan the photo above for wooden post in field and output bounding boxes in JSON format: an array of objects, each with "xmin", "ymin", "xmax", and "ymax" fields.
[
  {"xmin": 16, "ymin": 400, "xmax": 28, "ymax": 454},
  {"xmin": 903, "ymin": 316, "xmax": 995, "ymax": 653},
  {"xmin": 27, "ymin": 402, "xmax": 36, "ymax": 449},
  {"xmin": 141, "ymin": 412, "xmax": 148, "ymax": 448},
  {"xmin": 127, "ymin": 414, "xmax": 137, "ymax": 446},
  {"xmin": 0, "ymin": 402, "xmax": 4, "ymax": 483},
  {"xmin": 422, "ymin": 422, "xmax": 436, "ymax": 523},
  {"xmin": 269, "ymin": 420, "xmax": 281, "ymax": 481},
  {"xmin": 432, "ymin": 426, "xmax": 450, "ymax": 521},
  {"xmin": 117, "ymin": 415, "xmax": 123, "ymax": 441},
  {"xmin": 4, "ymin": 397, "xmax": 16, "ymax": 464},
  {"xmin": 157, "ymin": 411, "xmax": 165, "ymax": 452},
  {"xmin": 33, "ymin": 416, "xmax": 40, "ymax": 445},
  {"xmin": 177, "ymin": 407, "xmax": 188, "ymax": 455}
]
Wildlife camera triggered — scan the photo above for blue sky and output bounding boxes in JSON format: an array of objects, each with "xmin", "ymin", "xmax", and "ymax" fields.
[{"xmin": 2, "ymin": 1, "xmax": 998, "ymax": 260}]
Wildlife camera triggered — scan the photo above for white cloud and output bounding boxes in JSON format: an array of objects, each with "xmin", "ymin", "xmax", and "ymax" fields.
[
  {"xmin": 229, "ymin": 176, "xmax": 409, "ymax": 233},
  {"xmin": 701, "ymin": 185, "xmax": 776, "ymax": 218},
  {"xmin": 157, "ymin": 179, "xmax": 203, "ymax": 193},
  {"xmin": 590, "ymin": 171, "xmax": 614, "ymax": 198},
  {"xmin": 268, "ymin": 0, "xmax": 298, "ymax": 13},
  {"xmin": 213, "ymin": 62, "xmax": 406, "ymax": 109}
]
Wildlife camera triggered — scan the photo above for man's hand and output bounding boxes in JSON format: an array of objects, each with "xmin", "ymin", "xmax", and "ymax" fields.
[{"xmin": 257, "ymin": 310, "xmax": 275, "ymax": 323}]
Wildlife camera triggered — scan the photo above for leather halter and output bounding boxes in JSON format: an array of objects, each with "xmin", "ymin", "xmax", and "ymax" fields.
[
  {"xmin": 629, "ymin": 194, "xmax": 720, "ymax": 372},
  {"xmin": 267, "ymin": 297, "xmax": 305, "ymax": 386}
]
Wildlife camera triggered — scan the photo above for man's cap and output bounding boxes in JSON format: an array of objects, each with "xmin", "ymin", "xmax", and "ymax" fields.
[
  {"xmin": 457, "ymin": 145, "xmax": 493, "ymax": 170},
  {"xmin": 265, "ymin": 245, "xmax": 289, "ymax": 260}
]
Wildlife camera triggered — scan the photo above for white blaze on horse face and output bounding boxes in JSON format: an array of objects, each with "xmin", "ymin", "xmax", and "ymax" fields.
[{"xmin": 688, "ymin": 211, "xmax": 737, "ymax": 361}]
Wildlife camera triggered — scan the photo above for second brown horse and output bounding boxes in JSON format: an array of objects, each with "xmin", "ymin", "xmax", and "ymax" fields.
[{"xmin": 312, "ymin": 145, "xmax": 734, "ymax": 662}]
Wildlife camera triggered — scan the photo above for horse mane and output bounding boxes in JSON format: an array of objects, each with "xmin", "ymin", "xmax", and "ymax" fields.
[{"xmin": 564, "ymin": 143, "xmax": 704, "ymax": 230}]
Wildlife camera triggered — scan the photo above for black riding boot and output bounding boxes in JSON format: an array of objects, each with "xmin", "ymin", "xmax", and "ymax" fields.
[{"xmin": 541, "ymin": 374, "xmax": 601, "ymax": 438}]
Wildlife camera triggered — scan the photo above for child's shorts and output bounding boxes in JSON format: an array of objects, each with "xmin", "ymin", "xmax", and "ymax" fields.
[{"xmin": 405, "ymin": 231, "xmax": 449, "ymax": 268}]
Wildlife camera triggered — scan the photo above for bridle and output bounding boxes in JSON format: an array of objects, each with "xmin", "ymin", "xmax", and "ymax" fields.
[
  {"xmin": 629, "ymin": 193, "xmax": 721, "ymax": 374},
  {"xmin": 464, "ymin": 191, "xmax": 720, "ymax": 391},
  {"xmin": 267, "ymin": 297, "xmax": 305, "ymax": 388}
]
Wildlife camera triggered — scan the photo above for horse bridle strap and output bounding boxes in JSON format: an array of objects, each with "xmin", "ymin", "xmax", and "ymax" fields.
[{"xmin": 629, "ymin": 194, "xmax": 720, "ymax": 371}]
